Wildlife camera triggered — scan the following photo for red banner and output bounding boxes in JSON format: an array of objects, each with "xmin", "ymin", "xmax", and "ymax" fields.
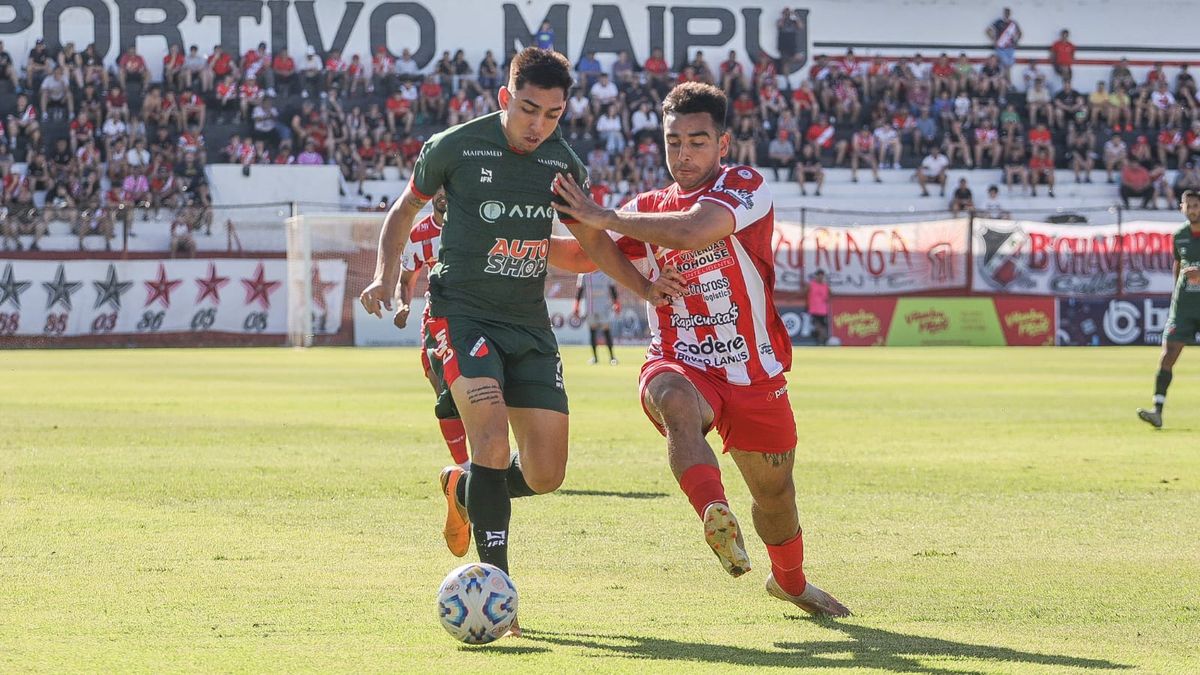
[
  {"xmin": 830, "ymin": 297, "xmax": 897, "ymax": 346},
  {"xmin": 830, "ymin": 296, "xmax": 1056, "ymax": 346}
]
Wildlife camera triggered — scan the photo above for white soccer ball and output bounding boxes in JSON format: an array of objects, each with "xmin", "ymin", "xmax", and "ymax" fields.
[{"xmin": 436, "ymin": 562, "xmax": 518, "ymax": 644}]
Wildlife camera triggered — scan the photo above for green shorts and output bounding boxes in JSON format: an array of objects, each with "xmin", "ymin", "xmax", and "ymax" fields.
[
  {"xmin": 1164, "ymin": 314, "xmax": 1200, "ymax": 344},
  {"xmin": 423, "ymin": 314, "xmax": 568, "ymax": 419}
]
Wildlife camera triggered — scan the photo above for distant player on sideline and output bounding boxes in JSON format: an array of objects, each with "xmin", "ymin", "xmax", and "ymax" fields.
[
  {"xmin": 551, "ymin": 82, "xmax": 850, "ymax": 617},
  {"xmin": 394, "ymin": 188, "xmax": 600, "ymax": 467},
  {"xmin": 360, "ymin": 48, "xmax": 684, "ymax": 633},
  {"xmin": 574, "ymin": 271, "xmax": 620, "ymax": 365},
  {"xmin": 1138, "ymin": 190, "xmax": 1200, "ymax": 428}
]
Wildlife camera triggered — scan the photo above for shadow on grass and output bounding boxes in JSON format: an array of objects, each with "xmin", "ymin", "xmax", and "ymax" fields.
[
  {"xmin": 524, "ymin": 621, "xmax": 1131, "ymax": 673},
  {"xmin": 556, "ymin": 489, "xmax": 669, "ymax": 500},
  {"xmin": 462, "ymin": 644, "xmax": 551, "ymax": 655}
]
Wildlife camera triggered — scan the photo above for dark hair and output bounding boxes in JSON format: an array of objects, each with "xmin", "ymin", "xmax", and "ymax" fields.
[
  {"xmin": 661, "ymin": 82, "xmax": 727, "ymax": 132},
  {"xmin": 508, "ymin": 47, "xmax": 573, "ymax": 97},
  {"xmin": 1182, "ymin": 190, "xmax": 1200, "ymax": 202}
]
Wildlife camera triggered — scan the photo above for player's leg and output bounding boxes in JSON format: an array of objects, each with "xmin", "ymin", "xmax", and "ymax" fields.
[
  {"xmin": 1138, "ymin": 328, "xmax": 1186, "ymax": 428},
  {"xmin": 640, "ymin": 364, "xmax": 750, "ymax": 577},
  {"xmin": 421, "ymin": 312, "xmax": 468, "ymax": 467},
  {"xmin": 588, "ymin": 325, "xmax": 599, "ymax": 364},
  {"xmin": 723, "ymin": 382, "xmax": 850, "ymax": 617},
  {"xmin": 602, "ymin": 324, "xmax": 616, "ymax": 364},
  {"xmin": 501, "ymin": 325, "xmax": 572, "ymax": 497}
]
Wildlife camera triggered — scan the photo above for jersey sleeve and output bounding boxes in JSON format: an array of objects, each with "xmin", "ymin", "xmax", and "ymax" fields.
[
  {"xmin": 699, "ymin": 167, "xmax": 772, "ymax": 233},
  {"xmin": 399, "ymin": 238, "xmax": 422, "ymax": 272},
  {"xmin": 409, "ymin": 133, "xmax": 450, "ymax": 200}
]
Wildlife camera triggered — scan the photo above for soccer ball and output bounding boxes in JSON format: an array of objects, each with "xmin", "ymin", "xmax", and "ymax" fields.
[{"xmin": 436, "ymin": 562, "xmax": 518, "ymax": 644}]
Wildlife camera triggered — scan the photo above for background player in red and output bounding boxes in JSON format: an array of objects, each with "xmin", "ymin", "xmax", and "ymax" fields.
[{"xmin": 551, "ymin": 81, "xmax": 850, "ymax": 618}]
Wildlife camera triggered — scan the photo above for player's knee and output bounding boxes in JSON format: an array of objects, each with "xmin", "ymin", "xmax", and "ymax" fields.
[
  {"xmin": 647, "ymin": 381, "xmax": 700, "ymax": 425},
  {"xmin": 752, "ymin": 476, "xmax": 796, "ymax": 513},
  {"xmin": 523, "ymin": 465, "xmax": 565, "ymax": 494}
]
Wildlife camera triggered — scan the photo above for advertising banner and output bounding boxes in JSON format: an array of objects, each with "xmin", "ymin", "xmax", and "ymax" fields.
[
  {"xmin": 972, "ymin": 219, "xmax": 1179, "ymax": 296},
  {"xmin": 0, "ymin": 258, "xmax": 346, "ymax": 340},
  {"xmin": 829, "ymin": 296, "xmax": 1056, "ymax": 346},
  {"xmin": 774, "ymin": 219, "xmax": 969, "ymax": 296},
  {"xmin": 1056, "ymin": 296, "xmax": 1174, "ymax": 346}
]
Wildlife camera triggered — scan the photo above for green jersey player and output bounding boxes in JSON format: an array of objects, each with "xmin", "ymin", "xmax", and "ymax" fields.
[
  {"xmin": 1138, "ymin": 190, "xmax": 1200, "ymax": 428},
  {"xmin": 358, "ymin": 48, "xmax": 683, "ymax": 636}
]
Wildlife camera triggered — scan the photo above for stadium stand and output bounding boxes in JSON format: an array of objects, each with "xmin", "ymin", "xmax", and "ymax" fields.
[{"xmin": 0, "ymin": 8, "xmax": 1196, "ymax": 254}]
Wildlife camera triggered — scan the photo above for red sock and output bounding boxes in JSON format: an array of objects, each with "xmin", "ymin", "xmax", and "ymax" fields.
[
  {"xmin": 678, "ymin": 463, "xmax": 727, "ymax": 519},
  {"xmin": 766, "ymin": 529, "xmax": 807, "ymax": 596},
  {"xmin": 439, "ymin": 418, "xmax": 469, "ymax": 465}
]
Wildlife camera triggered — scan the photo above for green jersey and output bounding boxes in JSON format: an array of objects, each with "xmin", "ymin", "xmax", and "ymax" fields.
[
  {"xmin": 1170, "ymin": 224, "xmax": 1200, "ymax": 319},
  {"xmin": 410, "ymin": 111, "xmax": 588, "ymax": 327}
]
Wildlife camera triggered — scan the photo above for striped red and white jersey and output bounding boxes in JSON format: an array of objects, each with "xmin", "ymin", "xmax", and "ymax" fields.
[
  {"xmin": 400, "ymin": 213, "xmax": 442, "ymax": 272},
  {"xmin": 613, "ymin": 165, "xmax": 791, "ymax": 386}
]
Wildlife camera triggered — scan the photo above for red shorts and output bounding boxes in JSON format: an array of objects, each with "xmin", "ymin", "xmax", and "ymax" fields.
[{"xmin": 638, "ymin": 359, "xmax": 798, "ymax": 454}]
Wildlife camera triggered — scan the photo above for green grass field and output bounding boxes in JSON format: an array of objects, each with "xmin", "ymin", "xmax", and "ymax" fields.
[{"xmin": 2, "ymin": 346, "xmax": 1198, "ymax": 673}]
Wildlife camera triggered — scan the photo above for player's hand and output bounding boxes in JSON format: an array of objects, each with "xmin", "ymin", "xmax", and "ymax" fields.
[
  {"xmin": 643, "ymin": 265, "xmax": 687, "ymax": 306},
  {"xmin": 552, "ymin": 173, "xmax": 613, "ymax": 230},
  {"xmin": 359, "ymin": 278, "xmax": 392, "ymax": 318},
  {"xmin": 393, "ymin": 303, "xmax": 410, "ymax": 329},
  {"xmin": 1185, "ymin": 266, "xmax": 1200, "ymax": 284}
]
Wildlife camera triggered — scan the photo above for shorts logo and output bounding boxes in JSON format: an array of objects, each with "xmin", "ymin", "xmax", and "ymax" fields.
[
  {"xmin": 768, "ymin": 384, "xmax": 788, "ymax": 401},
  {"xmin": 480, "ymin": 168, "xmax": 492, "ymax": 183},
  {"xmin": 470, "ymin": 337, "xmax": 490, "ymax": 357}
]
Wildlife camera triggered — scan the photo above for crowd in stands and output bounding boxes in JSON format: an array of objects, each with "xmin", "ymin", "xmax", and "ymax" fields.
[{"xmin": 1, "ymin": 5, "xmax": 1199, "ymax": 252}]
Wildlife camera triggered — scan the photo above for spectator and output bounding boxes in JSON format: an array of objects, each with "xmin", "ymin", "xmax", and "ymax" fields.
[
  {"xmin": 0, "ymin": 41, "xmax": 18, "ymax": 91},
  {"xmin": 7, "ymin": 93, "xmax": 40, "ymax": 146},
  {"xmin": 179, "ymin": 86, "xmax": 206, "ymax": 129},
  {"xmin": 239, "ymin": 74, "xmax": 264, "ymax": 121},
  {"xmin": 1120, "ymin": 160, "xmax": 1154, "ymax": 208},
  {"xmin": 395, "ymin": 47, "xmax": 420, "ymax": 82},
  {"xmin": 418, "ymin": 74, "xmax": 444, "ymax": 123},
  {"xmin": 182, "ymin": 45, "xmax": 211, "ymax": 92},
  {"xmin": 986, "ymin": 7, "xmax": 1021, "ymax": 79},
  {"xmin": 251, "ymin": 96, "xmax": 282, "ymax": 146},
  {"xmin": 564, "ymin": 89, "xmax": 592, "ymax": 139},
  {"xmin": 117, "ymin": 45, "xmax": 148, "ymax": 90},
  {"xmin": 1067, "ymin": 121, "xmax": 1096, "ymax": 183},
  {"xmin": 57, "ymin": 41, "xmax": 82, "ymax": 88},
  {"xmin": 1173, "ymin": 161, "xmax": 1200, "ymax": 195},
  {"xmin": 5, "ymin": 185, "xmax": 45, "ymax": 251},
  {"xmin": 1185, "ymin": 120, "xmax": 1200, "ymax": 165},
  {"xmin": 214, "ymin": 74, "xmax": 239, "ymax": 122},
  {"xmin": 611, "ymin": 49, "xmax": 638, "ymax": 88},
  {"xmin": 850, "ymin": 125, "xmax": 881, "ymax": 183},
  {"xmin": 796, "ymin": 143, "xmax": 824, "ymax": 196},
  {"xmin": 576, "ymin": 49, "xmax": 602, "ymax": 92},
  {"xmin": 371, "ymin": 46, "xmax": 396, "ymax": 94},
  {"xmin": 974, "ymin": 119, "xmax": 1003, "ymax": 168},
  {"xmin": 873, "ymin": 119, "xmax": 901, "ymax": 169},
  {"xmin": 629, "ymin": 100, "xmax": 659, "ymax": 138},
  {"xmin": 1052, "ymin": 79, "xmax": 1085, "ymax": 128},
  {"xmin": 1146, "ymin": 80, "xmax": 1182, "ymax": 129},
  {"xmin": 450, "ymin": 49, "xmax": 474, "ymax": 92},
  {"xmin": 208, "ymin": 45, "xmax": 239, "ymax": 85},
  {"xmin": 766, "ymin": 130, "xmax": 797, "ymax": 181},
  {"xmin": 477, "ymin": 50, "xmax": 500, "ymax": 92},
  {"xmin": 80, "ymin": 42, "xmax": 108, "ymax": 90},
  {"xmin": 1158, "ymin": 125, "xmax": 1186, "ymax": 170},
  {"xmin": 982, "ymin": 184, "xmax": 1010, "ymax": 218},
  {"xmin": 446, "ymin": 86, "xmax": 475, "ymax": 126},
  {"xmin": 1103, "ymin": 135, "xmax": 1127, "ymax": 183},
  {"xmin": 1026, "ymin": 76, "xmax": 1052, "ymax": 126},
  {"xmin": 324, "ymin": 48, "xmax": 348, "ymax": 94},
  {"xmin": 126, "ymin": 138, "xmax": 150, "ymax": 169},
  {"xmin": 534, "ymin": 20, "xmax": 555, "ymax": 51},
  {"xmin": 918, "ymin": 146, "xmax": 949, "ymax": 197},
  {"xmin": 1109, "ymin": 57, "xmax": 1135, "ymax": 93},
  {"xmin": 777, "ymin": 8, "xmax": 803, "ymax": 64},
  {"xmin": 162, "ymin": 44, "xmax": 184, "ymax": 91},
  {"xmin": 643, "ymin": 47, "xmax": 670, "ymax": 91},
  {"xmin": 806, "ymin": 115, "xmax": 847, "ymax": 165},
  {"xmin": 300, "ymin": 45, "xmax": 324, "ymax": 98},
  {"xmin": 596, "ymin": 105, "xmax": 625, "ymax": 154},
  {"xmin": 731, "ymin": 115, "xmax": 758, "ymax": 166},
  {"xmin": 950, "ymin": 177, "xmax": 974, "ymax": 216},
  {"xmin": 942, "ymin": 119, "xmax": 972, "ymax": 168},
  {"xmin": 1028, "ymin": 146, "xmax": 1056, "ymax": 197},
  {"xmin": 805, "ymin": 270, "xmax": 831, "ymax": 345},
  {"xmin": 39, "ymin": 65, "xmax": 74, "ymax": 121},
  {"xmin": 26, "ymin": 38, "xmax": 52, "ymax": 90},
  {"xmin": 1027, "ymin": 121, "xmax": 1054, "ymax": 161},
  {"xmin": 271, "ymin": 47, "xmax": 297, "ymax": 96},
  {"xmin": 588, "ymin": 72, "xmax": 619, "ymax": 115},
  {"xmin": 243, "ymin": 42, "xmax": 272, "ymax": 90},
  {"xmin": 1049, "ymin": 29, "xmax": 1075, "ymax": 82},
  {"xmin": 296, "ymin": 139, "xmax": 324, "ymax": 164}
]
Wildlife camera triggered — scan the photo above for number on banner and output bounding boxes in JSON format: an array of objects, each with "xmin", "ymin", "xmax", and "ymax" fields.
[
  {"xmin": 136, "ymin": 311, "xmax": 165, "ymax": 332},
  {"xmin": 243, "ymin": 312, "xmax": 269, "ymax": 332},
  {"xmin": 190, "ymin": 308, "xmax": 217, "ymax": 331},
  {"xmin": 91, "ymin": 313, "xmax": 118, "ymax": 333},
  {"xmin": 0, "ymin": 312, "xmax": 18, "ymax": 335},
  {"xmin": 44, "ymin": 313, "xmax": 68, "ymax": 335}
]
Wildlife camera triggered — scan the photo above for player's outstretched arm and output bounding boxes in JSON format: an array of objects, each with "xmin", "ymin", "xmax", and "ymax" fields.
[
  {"xmin": 360, "ymin": 186, "xmax": 428, "ymax": 317},
  {"xmin": 552, "ymin": 172, "xmax": 734, "ymax": 250},
  {"xmin": 562, "ymin": 221, "xmax": 685, "ymax": 306},
  {"xmin": 547, "ymin": 236, "xmax": 598, "ymax": 274}
]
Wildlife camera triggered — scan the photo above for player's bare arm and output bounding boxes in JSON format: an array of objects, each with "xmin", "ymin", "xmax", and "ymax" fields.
[
  {"xmin": 393, "ymin": 268, "xmax": 416, "ymax": 329},
  {"xmin": 553, "ymin": 172, "xmax": 734, "ymax": 250},
  {"xmin": 547, "ymin": 236, "xmax": 598, "ymax": 274},
  {"xmin": 360, "ymin": 186, "xmax": 428, "ymax": 317},
  {"xmin": 562, "ymin": 220, "xmax": 687, "ymax": 305}
]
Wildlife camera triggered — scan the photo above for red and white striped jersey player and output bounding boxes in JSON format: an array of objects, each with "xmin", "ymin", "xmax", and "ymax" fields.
[
  {"xmin": 393, "ymin": 188, "xmax": 471, "ymax": 467},
  {"xmin": 551, "ymin": 81, "xmax": 850, "ymax": 619}
]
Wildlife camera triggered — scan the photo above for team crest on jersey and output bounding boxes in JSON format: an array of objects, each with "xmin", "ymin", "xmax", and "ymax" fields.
[{"xmin": 470, "ymin": 337, "xmax": 490, "ymax": 357}]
